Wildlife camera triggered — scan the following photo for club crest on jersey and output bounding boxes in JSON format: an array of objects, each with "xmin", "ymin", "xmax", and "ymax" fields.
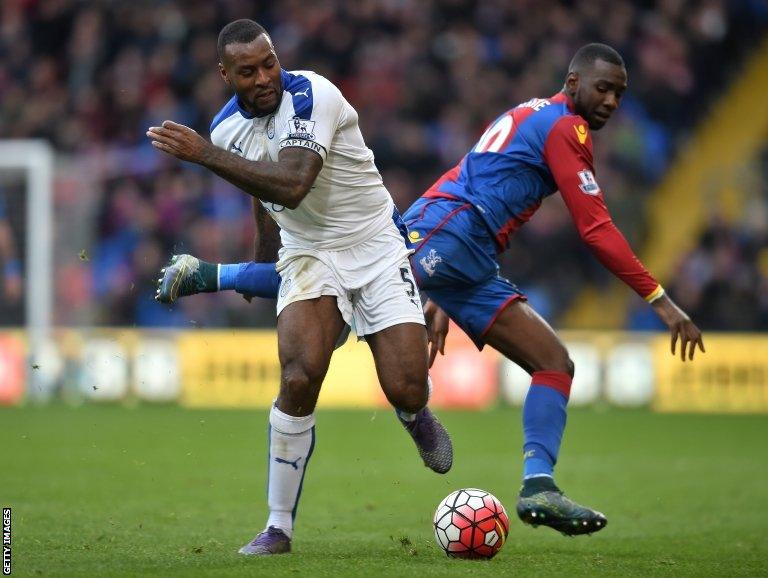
[
  {"xmin": 577, "ymin": 169, "xmax": 601, "ymax": 195},
  {"xmin": 408, "ymin": 230, "xmax": 422, "ymax": 243},
  {"xmin": 574, "ymin": 124, "xmax": 589, "ymax": 144},
  {"xmin": 267, "ymin": 115, "xmax": 275, "ymax": 139},
  {"xmin": 287, "ymin": 117, "xmax": 316, "ymax": 140},
  {"xmin": 419, "ymin": 249, "xmax": 442, "ymax": 277}
]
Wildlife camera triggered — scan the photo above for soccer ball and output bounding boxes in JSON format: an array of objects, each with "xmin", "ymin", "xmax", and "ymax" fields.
[{"xmin": 433, "ymin": 488, "xmax": 510, "ymax": 559}]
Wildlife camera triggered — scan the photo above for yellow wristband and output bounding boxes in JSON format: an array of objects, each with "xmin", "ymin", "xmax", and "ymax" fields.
[{"xmin": 644, "ymin": 285, "xmax": 665, "ymax": 303}]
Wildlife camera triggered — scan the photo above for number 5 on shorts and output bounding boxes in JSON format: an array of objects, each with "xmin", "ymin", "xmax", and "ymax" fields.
[{"xmin": 400, "ymin": 267, "xmax": 416, "ymax": 297}]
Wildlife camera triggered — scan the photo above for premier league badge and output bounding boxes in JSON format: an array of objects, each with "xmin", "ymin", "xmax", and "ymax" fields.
[{"xmin": 287, "ymin": 117, "xmax": 316, "ymax": 140}]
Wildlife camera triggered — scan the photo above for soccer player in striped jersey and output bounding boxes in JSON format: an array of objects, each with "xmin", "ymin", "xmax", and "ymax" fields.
[{"xmin": 402, "ymin": 43, "xmax": 703, "ymax": 535}]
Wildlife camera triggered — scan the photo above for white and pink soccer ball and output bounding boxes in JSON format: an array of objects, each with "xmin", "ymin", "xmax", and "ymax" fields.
[{"xmin": 433, "ymin": 488, "xmax": 510, "ymax": 559}]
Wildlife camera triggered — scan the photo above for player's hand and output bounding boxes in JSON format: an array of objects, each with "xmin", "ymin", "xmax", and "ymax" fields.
[
  {"xmin": 651, "ymin": 295, "xmax": 705, "ymax": 361},
  {"xmin": 424, "ymin": 300, "xmax": 449, "ymax": 368},
  {"xmin": 147, "ymin": 121, "xmax": 211, "ymax": 164}
]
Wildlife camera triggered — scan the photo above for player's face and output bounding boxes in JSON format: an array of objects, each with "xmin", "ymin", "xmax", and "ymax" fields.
[
  {"xmin": 568, "ymin": 60, "xmax": 627, "ymax": 130},
  {"xmin": 219, "ymin": 34, "xmax": 282, "ymax": 116}
]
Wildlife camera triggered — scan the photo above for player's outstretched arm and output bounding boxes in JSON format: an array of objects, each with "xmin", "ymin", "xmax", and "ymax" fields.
[
  {"xmin": 147, "ymin": 120, "xmax": 322, "ymax": 209},
  {"xmin": 650, "ymin": 294, "xmax": 705, "ymax": 361},
  {"xmin": 543, "ymin": 116, "xmax": 705, "ymax": 361},
  {"xmin": 424, "ymin": 300, "xmax": 449, "ymax": 368}
]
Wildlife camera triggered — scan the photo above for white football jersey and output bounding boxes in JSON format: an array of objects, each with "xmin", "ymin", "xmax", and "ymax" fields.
[{"xmin": 210, "ymin": 69, "xmax": 394, "ymax": 250}]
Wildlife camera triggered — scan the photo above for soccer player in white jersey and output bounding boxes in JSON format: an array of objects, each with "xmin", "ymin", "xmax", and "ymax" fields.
[{"xmin": 146, "ymin": 19, "xmax": 452, "ymax": 556}]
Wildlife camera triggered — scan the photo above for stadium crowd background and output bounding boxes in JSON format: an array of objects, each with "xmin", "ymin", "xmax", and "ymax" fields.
[{"xmin": 0, "ymin": 0, "xmax": 766, "ymax": 330}]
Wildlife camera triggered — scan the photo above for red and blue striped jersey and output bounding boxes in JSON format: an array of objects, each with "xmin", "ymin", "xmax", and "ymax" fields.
[{"xmin": 422, "ymin": 92, "xmax": 661, "ymax": 301}]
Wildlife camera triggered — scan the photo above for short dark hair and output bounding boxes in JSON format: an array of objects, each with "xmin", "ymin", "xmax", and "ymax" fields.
[
  {"xmin": 568, "ymin": 43, "xmax": 624, "ymax": 73},
  {"xmin": 217, "ymin": 19, "xmax": 268, "ymax": 60}
]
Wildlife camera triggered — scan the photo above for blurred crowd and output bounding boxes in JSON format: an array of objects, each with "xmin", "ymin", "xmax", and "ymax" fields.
[
  {"xmin": 0, "ymin": 0, "xmax": 766, "ymax": 328},
  {"xmin": 663, "ymin": 149, "xmax": 768, "ymax": 331},
  {"xmin": 668, "ymin": 218, "xmax": 768, "ymax": 331}
]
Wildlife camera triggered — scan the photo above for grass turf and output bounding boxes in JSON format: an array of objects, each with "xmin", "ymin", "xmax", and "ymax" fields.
[{"xmin": 1, "ymin": 405, "xmax": 767, "ymax": 577}]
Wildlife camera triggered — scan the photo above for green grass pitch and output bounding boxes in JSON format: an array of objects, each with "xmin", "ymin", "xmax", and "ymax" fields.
[{"xmin": 2, "ymin": 405, "xmax": 767, "ymax": 577}]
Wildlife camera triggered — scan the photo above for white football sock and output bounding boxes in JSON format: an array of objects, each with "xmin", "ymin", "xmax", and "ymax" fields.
[{"xmin": 265, "ymin": 405, "xmax": 315, "ymax": 538}]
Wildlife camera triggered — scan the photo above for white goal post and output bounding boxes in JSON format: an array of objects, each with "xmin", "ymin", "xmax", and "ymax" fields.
[{"xmin": 0, "ymin": 140, "xmax": 54, "ymax": 371}]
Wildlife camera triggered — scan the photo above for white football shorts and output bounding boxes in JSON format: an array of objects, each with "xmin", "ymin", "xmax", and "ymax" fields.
[{"xmin": 275, "ymin": 224, "xmax": 425, "ymax": 336}]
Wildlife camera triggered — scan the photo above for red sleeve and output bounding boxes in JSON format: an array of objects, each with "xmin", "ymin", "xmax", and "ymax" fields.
[{"xmin": 542, "ymin": 115, "xmax": 661, "ymax": 301}]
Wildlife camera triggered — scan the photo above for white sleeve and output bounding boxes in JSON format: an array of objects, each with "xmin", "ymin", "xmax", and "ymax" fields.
[
  {"xmin": 278, "ymin": 76, "xmax": 344, "ymax": 162},
  {"xmin": 210, "ymin": 126, "xmax": 227, "ymax": 150}
]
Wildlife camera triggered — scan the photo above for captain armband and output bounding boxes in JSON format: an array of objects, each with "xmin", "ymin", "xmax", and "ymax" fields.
[{"xmin": 279, "ymin": 138, "xmax": 327, "ymax": 160}]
